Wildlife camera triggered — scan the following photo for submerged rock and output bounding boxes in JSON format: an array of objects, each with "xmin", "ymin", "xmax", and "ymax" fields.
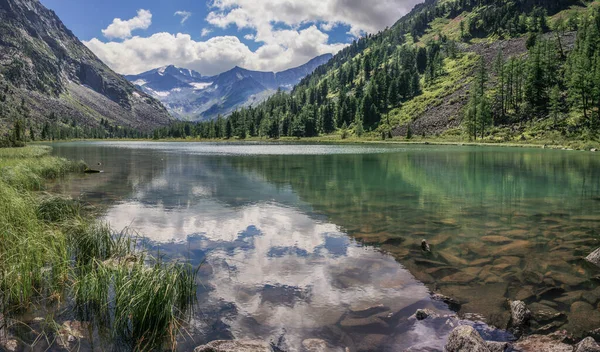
[
  {"xmin": 575, "ymin": 337, "xmax": 600, "ymax": 352},
  {"xmin": 414, "ymin": 308, "xmax": 438, "ymax": 320},
  {"xmin": 194, "ymin": 340, "xmax": 273, "ymax": 352},
  {"xmin": 445, "ymin": 325, "xmax": 491, "ymax": 352},
  {"xmin": 586, "ymin": 248, "xmax": 600, "ymax": 268}
]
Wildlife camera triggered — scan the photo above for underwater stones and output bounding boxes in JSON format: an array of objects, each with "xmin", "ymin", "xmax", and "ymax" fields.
[
  {"xmin": 432, "ymin": 292, "xmax": 462, "ymax": 311},
  {"xmin": 575, "ymin": 337, "xmax": 600, "ymax": 352},
  {"xmin": 564, "ymin": 301, "xmax": 600, "ymax": 336},
  {"xmin": 528, "ymin": 302, "xmax": 563, "ymax": 323},
  {"xmin": 414, "ymin": 308, "xmax": 438, "ymax": 320},
  {"xmin": 491, "ymin": 240, "xmax": 534, "ymax": 257},
  {"xmin": 439, "ymin": 252, "xmax": 469, "ymax": 266},
  {"xmin": 481, "ymin": 236, "xmax": 513, "ymax": 244},
  {"xmin": 582, "ymin": 288, "xmax": 600, "ymax": 305},
  {"xmin": 494, "ymin": 256, "xmax": 521, "ymax": 267},
  {"xmin": 0, "ymin": 338, "xmax": 18, "ymax": 352},
  {"xmin": 194, "ymin": 340, "xmax": 273, "ymax": 352},
  {"xmin": 509, "ymin": 301, "xmax": 531, "ymax": 335},
  {"xmin": 349, "ymin": 304, "xmax": 390, "ymax": 318},
  {"xmin": 440, "ymin": 272, "xmax": 477, "ymax": 284},
  {"xmin": 556, "ymin": 291, "xmax": 585, "ymax": 305},
  {"xmin": 550, "ymin": 272, "xmax": 587, "ymax": 287},
  {"xmin": 514, "ymin": 286, "xmax": 536, "ymax": 302},
  {"xmin": 586, "ymin": 248, "xmax": 600, "ymax": 268},
  {"xmin": 340, "ymin": 315, "xmax": 389, "ymax": 331},
  {"xmin": 445, "ymin": 325, "xmax": 491, "ymax": 352},
  {"xmin": 421, "ymin": 239, "xmax": 431, "ymax": 252}
]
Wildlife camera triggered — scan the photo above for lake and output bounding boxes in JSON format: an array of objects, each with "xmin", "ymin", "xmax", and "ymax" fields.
[{"xmin": 49, "ymin": 141, "xmax": 600, "ymax": 351}]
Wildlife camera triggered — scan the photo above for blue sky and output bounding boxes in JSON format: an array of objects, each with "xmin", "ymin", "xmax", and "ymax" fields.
[{"xmin": 40, "ymin": 0, "xmax": 421, "ymax": 76}]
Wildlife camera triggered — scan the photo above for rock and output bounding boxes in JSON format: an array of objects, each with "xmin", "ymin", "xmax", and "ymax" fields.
[
  {"xmin": 591, "ymin": 149, "xmax": 598, "ymax": 152},
  {"xmin": 587, "ymin": 248, "xmax": 600, "ymax": 268},
  {"xmin": 528, "ymin": 302, "xmax": 563, "ymax": 323},
  {"xmin": 481, "ymin": 236, "xmax": 513, "ymax": 244},
  {"xmin": 194, "ymin": 340, "xmax": 273, "ymax": 352},
  {"xmin": 564, "ymin": 301, "xmax": 600, "ymax": 338},
  {"xmin": 340, "ymin": 315, "xmax": 389, "ymax": 331},
  {"xmin": 576, "ymin": 337, "xmax": 600, "ymax": 352},
  {"xmin": 510, "ymin": 301, "xmax": 531, "ymax": 328},
  {"xmin": 432, "ymin": 292, "xmax": 462, "ymax": 311},
  {"xmin": 349, "ymin": 303, "xmax": 390, "ymax": 318},
  {"xmin": 439, "ymin": 252, "xmax": 469, "ymax": 266},
  {"xmin": 556, "ymin": 291, "xmax": 584, "ymax": 305},
  {"xmin": 421, "ymin": 239, "xmax": 431, "ymax": 252},
  {"xmin": 494, "ymin": 256, "xmax": 521, "ymax": 266},
  {"xmin": 514, "ymin": 286, "xmax": 536, "ymax": 301},
  {"xmin": 302, "ymin": 339, "xmax": 346, "ymax": 352},
  {"xmin": 441, "ymin": 272, "xmax": 477, "ymax": 284},
  {"xmin": 513, "ymin": 334, "xmax": 573, "ymax": 352},
  {"xmin": 582, "ymin": 288, "xmax": 600, "ymax": 305},
  {"xmin": 415, "ymin": 308, "xmax": 438, "ymax": 320},
  {"xmin": 444, "ymin": 325, "xmax": 491, "ymax": 352},
  {"xmin": 0, "ymin": 339, "xmax": 18, "ymax": 352},
  {"xmin": 486, "ymin": 341, "xmax": 509, "ymax": 352}
]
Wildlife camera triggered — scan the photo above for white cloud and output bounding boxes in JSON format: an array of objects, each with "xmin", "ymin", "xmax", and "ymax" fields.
[
  {"xmin": 84, "ymin": 27, "xmax": 346, "ymax": 76},
  {"xmin": 87, "ymin": 0, "xmax": 422, "ymax": 75},
  {"xmin": 102, "ymin": 9, "xmax": 152, "ymax": 39},
  {"xmin": 174, "ymin": 10, "xmax": 192, "ymax": 24},
  {"xmin": 206, "ymin": 0, "xmax": 421, "ymax": 38}
]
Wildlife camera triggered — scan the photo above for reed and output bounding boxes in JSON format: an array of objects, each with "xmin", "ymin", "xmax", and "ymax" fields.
[{"xmin": 0, "ymin": 146, "xmax": 199, "ymax": 350}]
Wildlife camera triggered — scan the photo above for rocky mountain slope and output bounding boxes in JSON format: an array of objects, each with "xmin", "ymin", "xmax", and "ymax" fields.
[
  {"xmin": 0, "ymin": 0, "xmax": 171, "ymax": 135},
  {"xmin": 125, "ymin": 54, "xmax": 333, "ymax": 121}
]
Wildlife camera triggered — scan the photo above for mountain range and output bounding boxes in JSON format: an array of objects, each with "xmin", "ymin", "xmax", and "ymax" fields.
[
  {"xmin": 0, "ymin": 0, "xmax": 171, "ymax": 135},
  {"xmin": 125, "ymin": 54, "xmax": 333, "ymax": 121}
]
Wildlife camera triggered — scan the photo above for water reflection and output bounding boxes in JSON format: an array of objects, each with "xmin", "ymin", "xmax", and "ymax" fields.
[
  {"xmin": 48, "ymin": 142, "xmax": 600, "ymax": 350},
  {"xmin": 52, "ymin": 142, "xmax": 476, "ymax": 351}
]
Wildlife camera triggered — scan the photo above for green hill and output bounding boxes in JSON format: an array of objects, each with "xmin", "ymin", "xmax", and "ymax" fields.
[{"xmin": 157, "ymin": 0, "xmax": 600, "ymax": 147}]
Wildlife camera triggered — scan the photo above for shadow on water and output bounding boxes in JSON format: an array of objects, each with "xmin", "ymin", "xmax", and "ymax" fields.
[{"xmin": 32, "ymin": 141, "xmax": 600, "ymax": 350}]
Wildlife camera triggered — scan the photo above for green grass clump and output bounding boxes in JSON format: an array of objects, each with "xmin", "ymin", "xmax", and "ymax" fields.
[
  {"xmin": 0, "ymin": 145, "xmax": 198, "ymax": 351},
  {"xmin": 37, "ymin": 195, "xmax": 81, "ymax": 223}
]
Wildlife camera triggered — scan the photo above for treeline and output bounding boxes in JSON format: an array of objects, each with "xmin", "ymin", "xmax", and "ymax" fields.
[
  {"xmin": 151, "ymin": 0, "xmax": 592, "ymax": 141},
  {"xmin": 1, "ymin": 81, "xmax": 150, "ymax": 145},
  {"xmin": 464, "ymin": 6, "xmax": 600, "ymax": 139}
]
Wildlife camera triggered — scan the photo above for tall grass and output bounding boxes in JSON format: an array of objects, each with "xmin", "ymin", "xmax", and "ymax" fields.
[{"xmin": 0, "ymin": 146, "xmax": 198, "ymax": 351}]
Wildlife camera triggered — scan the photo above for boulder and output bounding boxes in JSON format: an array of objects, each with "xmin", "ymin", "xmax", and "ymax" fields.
[
  {"xmin": 194, "ymin": 340, "xmax": 273, "ymax": 352},
  {"xmin": 415, "ymin": 309, "xmax": 438, "ymax": 320},
  {"xmin": 302, "ymin": 339, "xmax": 346, "ymax": 352},
  {"xmin": 444, "ymin": 325, "xmax": 491, "ymax": 352},
  {"xmin": 513, "ymin": 334, "xmax": 573, "ymax": 352},
  {"xmin": 510, "ymin": 301, "xmax": 531, "ymax": 332},
  {"xmin": 576, "ymin": 337, "xmax": 600, "ymax": 352},
  {"xmin": 587, "ymin": 248, "xmax": 600, "ymax": 268},
  {"xmin": 486, "ymin": 341, "xmax": 509, "ymax": 352}
]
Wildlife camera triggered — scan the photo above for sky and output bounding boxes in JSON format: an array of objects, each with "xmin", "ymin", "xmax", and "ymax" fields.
[{"xmin": 40, "ymin": 0, "xmax": 423, "ymax": 76}]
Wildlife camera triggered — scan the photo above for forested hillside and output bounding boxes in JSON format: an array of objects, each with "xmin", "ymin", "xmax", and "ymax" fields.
[{"xmin": 154, "ymin": 0, "xmax": 600, "ymax": 146}]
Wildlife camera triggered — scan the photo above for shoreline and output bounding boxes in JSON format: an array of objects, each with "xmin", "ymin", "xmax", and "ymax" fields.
[{"xmin": 36, "ymin": 137, "xmax": 600, "ymax": 152}]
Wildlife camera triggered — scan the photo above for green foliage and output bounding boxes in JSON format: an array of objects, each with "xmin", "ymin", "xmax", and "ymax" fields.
[{"xmin": 0, "ymin": 148, "xmax": 198, "ymax": 350}]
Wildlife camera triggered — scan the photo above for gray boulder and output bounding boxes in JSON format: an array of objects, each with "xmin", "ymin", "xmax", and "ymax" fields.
[
  {"xmin": 194, "ymin": 340, "xmax": 273, "ymax": 352},
  {"xmin": 586, "ymin": 248, "xmax": 600, "ymax": 267},
  {"xmin": 486, "ymin": 341, "xmax": 509, "ymax": 352},
  {"xmin": 510, "ymin": 300, "xmax": 531, "ymax": 334},
  {"xmin": 576, "ymin": 337, "xmax": 600, "ymax": 352},
  {"xmin": 445, "ymin": 325, "xmax": 491, "ymax": 352}
]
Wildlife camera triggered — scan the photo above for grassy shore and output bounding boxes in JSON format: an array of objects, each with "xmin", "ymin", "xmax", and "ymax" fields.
[{"xmin": 0, "ymin": 146, "xmax": 198, "ymax": 351}]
